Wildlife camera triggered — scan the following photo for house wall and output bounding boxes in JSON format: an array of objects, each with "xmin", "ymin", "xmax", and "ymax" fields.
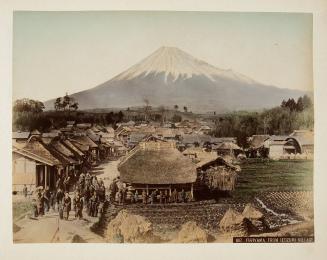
[
  {"xmin": 269, "ymin": 145, "xmax": 284, "ymax": 159},
  {"xmin": 12, "ymin": 154, "xmax": 36, "ymax": 192},
  {"xmin": 301, "ymin": 145, "xmax": 314, "ymax": 155}
]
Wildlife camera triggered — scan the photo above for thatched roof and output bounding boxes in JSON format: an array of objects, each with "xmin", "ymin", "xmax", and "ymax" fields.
[
  {"xmin": 63, "ymin": 139, "xmax": 84, "ymax": 157},
  {"xmin": 69, "ymin": 139, "xmax": 90, "ymax": 152},
  {"xmin": 46, "ymin": 144, "xmax": 77, "ymax": 165},
  {"xmin": 248, "ymin": 135, "xmax": 270, "ymax": 149},
  {"xmin": 86, "ymin": 129, "xmax": 101, "ymax": 142},
  {"xmin": 128, "ymin": 133, "xmax": 148, "ymax": 144},
  {"xmin": 14, "ymin": 137, "xmax": 61, "ymax": 166},
  {"xmin": 50, "ymin": 140, "xmax": 74, "ymax": 158},
  {"xmin": 216, "ymin": 142, "xmax": 242, "ymax": 150},
  {"xmin": 195, "ymin": 153, "xmax": 240, "ymax": 171},
  {"xmin": 72, "ymin": 135, "xmax": 98, "ymax": 148},
  {"xmin": 288, "ymin": 130, "xmax": 314, "ymax": 146},
  {"xmin": 118, "ymin": 141, "xmax": 197, "ymax": 184}
]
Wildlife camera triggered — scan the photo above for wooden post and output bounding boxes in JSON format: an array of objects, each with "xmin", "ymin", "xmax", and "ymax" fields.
[
  {"xmin": 53, "ymin": 167, "xmax": 56, "ymax": 189},
  {"xmin": 169, "ymin": 185, "xmax": 172, "ymax": 196},
  {"xmin": 146, "ymin": 184, "xmax": 149, "ymax": 195},
  {"xmin": 191, "ymin": 183, "xmax": 194, "ymax": 200},
  {"xmin": 45, "ymin": 165, "xmax": 48, "ymax": 188}
]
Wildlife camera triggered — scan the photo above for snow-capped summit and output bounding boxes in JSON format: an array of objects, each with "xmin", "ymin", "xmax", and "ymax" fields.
[
  {"xmin": 45, "ymin": 46, "xmax": 306, "ymax": 112},
  {"xmin": 113, "ymin": 46, "xmax": 255, "ymax": 84}
]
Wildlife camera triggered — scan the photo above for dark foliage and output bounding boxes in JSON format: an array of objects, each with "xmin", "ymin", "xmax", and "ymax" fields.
[
  {"xmin": 13, "ymin": 99, "xmax": 45, "ymax": 113},
  {"xmin": 13, "ymin": 110, "xmax": 124, "ymax": 132},
  {"xmin": 210, "ymin": 95, "xmax": 313, "ymax": 147}
]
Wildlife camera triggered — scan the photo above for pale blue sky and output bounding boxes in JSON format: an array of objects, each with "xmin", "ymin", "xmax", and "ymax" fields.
[{"xmin": 13, "ymin": 11, "xmax": 312, "ymax": 101}]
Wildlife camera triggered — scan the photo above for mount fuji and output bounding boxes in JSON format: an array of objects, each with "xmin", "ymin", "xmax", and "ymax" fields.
[{"xmin": 44, "ymin": 46, "xmax": 306, "ymax": 112}]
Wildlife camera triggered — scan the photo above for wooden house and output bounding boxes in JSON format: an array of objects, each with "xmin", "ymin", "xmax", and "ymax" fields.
[
  {"xmin": 264, "ymin": 136, "xmax": 297, "ymax": 159},
  {"xmin": 71, "ymin": 135, "xmax": 99, "ymax": 164},
  {"xmin": 118, "ymin": 140, "xmax": 197, "ymax": 199},
  {"xmin": 12, "ymin": 136, "xmax": 61, "ymax": 192},
  {"xmin": 215, "ymin": 142, "xmax": 242, "ymax": 158}
]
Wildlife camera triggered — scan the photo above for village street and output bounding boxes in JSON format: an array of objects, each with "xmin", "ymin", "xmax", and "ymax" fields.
[
  {"xmin": 90, "ymin": 159, "xmax": 120, "ymax": 189},
  {"xmin": 13, "ymin": 159, "xmax": 121, "ymax": 243}
]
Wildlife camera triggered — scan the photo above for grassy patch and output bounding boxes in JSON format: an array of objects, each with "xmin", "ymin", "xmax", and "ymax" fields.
[
  {"xmin": 232, "ymin": 160, "xmax": 313, "ymax": 202},
  {"xmin": 12, "ymin": 200, "xmax": 33, "ymax": 220}
]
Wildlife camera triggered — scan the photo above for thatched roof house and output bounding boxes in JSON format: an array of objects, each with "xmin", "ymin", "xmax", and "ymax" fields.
[
  {"xmin": 118, "ymin": 140, "xmax": 197, "ymax": 185},
  {"xmin": 215, "ymin": 142, "xmax": 243, "ymax": 159},
  {"xmin": 287, "ymin": 130, "xmax": 314, "ymax": 154}
]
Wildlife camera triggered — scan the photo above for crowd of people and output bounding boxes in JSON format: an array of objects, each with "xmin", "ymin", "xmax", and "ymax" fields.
[
  {"xmin": 108, "ymin": 182, "xmax": 191, "ymax": 205},
  {"xmin": 30, "ymin": 170, "xmax": 193, "ymax": 221},
  {"xmin": 32, "ymin": 171, "xmax": 107, "ymax": 220}
]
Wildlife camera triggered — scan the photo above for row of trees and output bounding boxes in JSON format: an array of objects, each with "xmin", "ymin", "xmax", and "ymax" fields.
[
  {"xmin": 13, "ymin": 110, "xmax": 124, "ymax": 132},
  {"xmin": 13, "ymin": 95, "xmax": 124, "ymax": 131},
  {"xmin": 13, "ymin": 99, "xmax": 45, "ymax": 113},
  {"xmin": 281, "ymin": 95, "xmax": 312, "ymax": 112},
  {"xmin": 54, "ymin": 93, "xmax": 79, "ymax": 111}
]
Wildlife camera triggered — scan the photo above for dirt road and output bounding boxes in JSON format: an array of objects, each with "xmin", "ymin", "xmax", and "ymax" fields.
[
  {"xmin": 14, "ymin": 212, "xmax": 104, "ymax": 243},
  {"xmin": 13, "ymin": 159, "xmax": 121, "ymax": 243},
  {"xmin": 90, "ymin": 159, "xmax": 120, "ymax": 187}
]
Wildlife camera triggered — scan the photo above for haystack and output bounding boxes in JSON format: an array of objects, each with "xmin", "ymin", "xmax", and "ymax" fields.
[
  {"xmin": 242, "ymin": 203, "xmax": 268, "ymax": 232},
  {"xmin": 219, "ymin": 208, "xmax": 250, "ymax": 236},
  {"xmin": 173, "ymin": 221, "xmax": 209, "ymax": 243},
  {"xmin": 242, "ymin": 203, "xmax": 263, "ymax": 219},
  {"xmin": 206, "ymin": 167, "xmax": 237, "ymax": 191},
  {"xmin": 105, "ymin": 210, "xmax": 159, "ymax": 243}
]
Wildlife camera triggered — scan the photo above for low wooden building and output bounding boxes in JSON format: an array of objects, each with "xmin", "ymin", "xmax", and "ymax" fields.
[
  {"xmin": 215, "ymin": 142, "xmax": 242, "ymax": 158},
  {"xmin": 71, "ymin": 135, "xmax": 99, "ymax": 163},
  {"xmin": 118, "ymin": 140, "xmax": 197, "ymax": 198},
  {"xmin": 264, "ymin": 136, "xmax": 297, "ymax": 159},
  {"xmin": 12, "ymin": 136, "xmax": 61, "ymax": 192}
]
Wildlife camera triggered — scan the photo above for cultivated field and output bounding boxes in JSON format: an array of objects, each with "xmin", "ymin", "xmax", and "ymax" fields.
[
  {"xmin": 96, "ymin": 160, "xmax": 314, "ymax": 241},
  {"xmin": 234, "ymin": 160, "xmax": 313, "ymax": 201}
]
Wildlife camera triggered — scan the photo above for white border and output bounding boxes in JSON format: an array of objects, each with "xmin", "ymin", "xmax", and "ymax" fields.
[{"xmin": 1, "ymin": 1, "xmax": 326, "ymax": 260}]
